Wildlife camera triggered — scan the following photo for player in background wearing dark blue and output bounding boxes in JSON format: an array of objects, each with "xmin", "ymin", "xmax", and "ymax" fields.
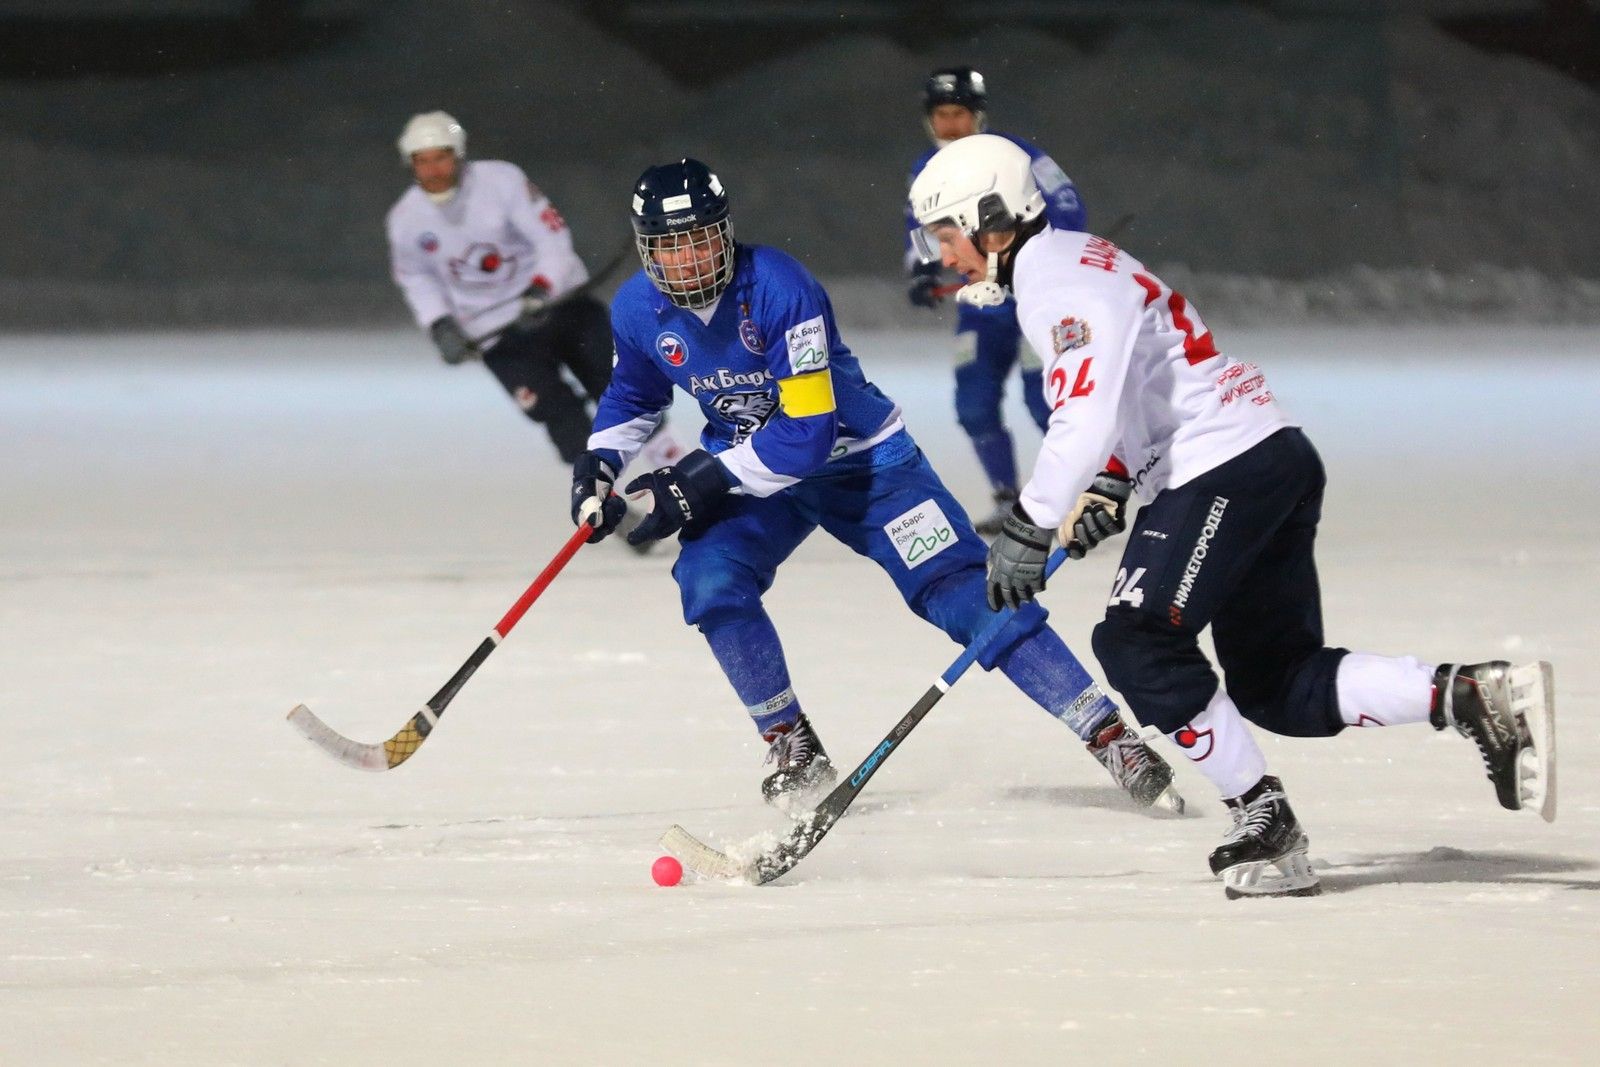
[
  {"xmin": 570, "ymin": 158, "xmax": 1181, "ymax": 812},
  {"xmin": 905, "ymin": 67, "xmax": 1089, "ymax": 536}
]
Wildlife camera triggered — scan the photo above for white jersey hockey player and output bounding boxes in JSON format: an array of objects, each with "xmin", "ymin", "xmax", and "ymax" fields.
[
  {"xmin": 385, "ymin": 110, "xmax": 680, "ymax": 478},
  {"xmin": 910, "ymin": 134, "xmax": 1556, "ymax": 899}
]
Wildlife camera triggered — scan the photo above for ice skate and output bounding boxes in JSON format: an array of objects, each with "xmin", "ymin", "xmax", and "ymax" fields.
[
  {"xmin": 1208, "ymin": 775, "xmax": 1320, "ymax": 899},
  {"xmin": 973, "ymin": 487, "xmax": 1020, "ymax": 538},
  {"xmin": 1431, "ymin": 660, "xmax": 1556, "ymax": 822},
  {"xmin": 1086, "ymin": 719, "xmax": 1186, "ymax": 813},
  {"xmin": 761, "ymin": 713, "xmax": 837, "ymax": 809}
]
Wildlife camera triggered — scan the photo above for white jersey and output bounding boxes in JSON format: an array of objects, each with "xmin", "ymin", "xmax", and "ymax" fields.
[
  {"xmin": 385, "ymin": 159, "xmax": 589, "ymax": 344},
  {"xmin": 1012, "ymin": 229, "xmax": 1294, "ymax": 528}
]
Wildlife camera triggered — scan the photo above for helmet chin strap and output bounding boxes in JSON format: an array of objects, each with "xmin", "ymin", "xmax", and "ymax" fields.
[{"xmin": 956, "ymin": 250, "xmax": 1008, "ymax": 308}]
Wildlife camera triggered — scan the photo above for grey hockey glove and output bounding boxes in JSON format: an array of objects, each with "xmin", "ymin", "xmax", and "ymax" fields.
[
  {"xmin": 1059, "ymin": 470, "xmax": 1133, "ymax": 560},
  {"xmin": 428, "ymin": 316, "xmax": 479, "ymax": 365},
  {"xmin": 513, "ymin": 279, "xmax": 554, "ymax": 332},
  {"xmin": 623, "ymin": 450, "xmax": 735, "ymax": 546},
  {"xmin": 570, "ymin": 450, "xmax": 627, "ymax": 544},
  {"xmin": 986, "ymin": 503, "xmax": 1055, "ymax": 611}
]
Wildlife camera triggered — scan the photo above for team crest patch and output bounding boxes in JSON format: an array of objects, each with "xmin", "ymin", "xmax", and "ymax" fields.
[
  {"xmin": 1052, "ymin": 316, "xmax": 1091, "ymax": 354},
  {"xmin": 884, "ymin": 499, "xmax": 958, "ymax": 570},
  {"xmin": 739, "ymin": 318, "xmax": 765, "ymax": 354},
  {"xmin": 656, "ymin": 331, "xmax": 688, "ymax": 367},
  {"xmin": 418, "ymin": 232, "xmax": 439, "ymax": 253}
]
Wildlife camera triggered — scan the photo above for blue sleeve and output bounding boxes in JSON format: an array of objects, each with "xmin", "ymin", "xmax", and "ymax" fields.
[
  {"xmin": 587, "ymin": 292, "xmax": 676, "ymax": 468},
  {"xmin": 1006, "ymin": 133, "xmax": 1088, "ymax": 232},
  {"xmin": 716, "ymin": 252, "xmax": 840, "ymax": 494}
]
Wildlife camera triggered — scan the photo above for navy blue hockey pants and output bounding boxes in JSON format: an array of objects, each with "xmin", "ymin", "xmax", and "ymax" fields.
[{"xmin": 1091, "ymin": 428, "xmax": 1350, "ymax": 738}]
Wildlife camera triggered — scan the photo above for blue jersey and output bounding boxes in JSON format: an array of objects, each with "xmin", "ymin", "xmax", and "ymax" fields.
[
  {"xmin": 593, "ymin": 244, "xmax": 906, "ymax": 497},
  {"xmin": 903, "ymin": 130, "xmax": 1087, "ymax": 244}
]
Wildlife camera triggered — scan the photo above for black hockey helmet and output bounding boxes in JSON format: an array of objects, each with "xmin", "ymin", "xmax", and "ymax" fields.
[
  {"xmin": 630, "ymin": 159, "xmax": 736, "ymax": 309},
  {"xmin": 922, "ymin": 66, "xmax": 988, "ymax": 115}
]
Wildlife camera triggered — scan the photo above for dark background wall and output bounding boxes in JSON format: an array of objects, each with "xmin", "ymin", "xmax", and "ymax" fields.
[{"xmin": 1, "ymin": 0, "xmax": 1597, "ymax": 327}]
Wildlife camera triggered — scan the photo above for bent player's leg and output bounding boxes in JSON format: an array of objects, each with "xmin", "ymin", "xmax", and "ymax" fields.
[
  {"xmin": 815, "ymin": 448, "xmax": 1181, "ymax": 810},
  {"xmin": 480, "ymin": 332, "xmax": 591, "ymax": 462},
  {"xmin": 676, "ymin": 493, "xmax": 831, "ymax": 806},
  {"xmin": 953, "ymin": 306, "xmax": 1024, "ymax": 535},
  {"xmin": 547, "ymin": 294, "xmax": 616, "ymax": 402}
]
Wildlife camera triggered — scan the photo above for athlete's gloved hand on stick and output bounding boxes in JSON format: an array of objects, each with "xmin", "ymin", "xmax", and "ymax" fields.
[
  {"xmin": 428, "ymin": 316, "xmax": 479, "ymax": 365},
  {"xmin": 1059, "ymin": 469, "xmax": 1133, "ymax": 559},
  {"xmin": 986, "ymin": 504, "xmax": 1055, "ymax": 611},
  {"xmin": 907, "ymin": 261, "xmax": 944, "ymax": 309},
  {"xmin": 623, "ymin": 450, "xmax": 735, "ymax": 545},
  {"xmin": 570, "ymin": 451, "xmax": 627, "ymax": 543},
  {"xmin": 513, "ymin": 279, "xmax": 553, "ymax": 332}
]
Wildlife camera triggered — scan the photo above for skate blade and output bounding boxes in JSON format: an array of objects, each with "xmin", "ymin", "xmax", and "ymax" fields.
[
  {"xmin": 1152, "ymin": 786, "xmax": 1187, "ymax": 816},
  {"xmin": 1221, "ymin": 849, "xmax": 1321, "ymax": 900},
  {"xmin": 1509, "ymin": 661, "xmax": 1556, "ymax": 823}
]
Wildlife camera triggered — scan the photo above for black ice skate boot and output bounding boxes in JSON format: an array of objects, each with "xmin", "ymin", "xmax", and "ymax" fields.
[
  {"xmin": 1086, "ymin": 719, "xmax": 1186, "ymax": 813},
  {"xmin": 761, "ymin": 713, "xmax": 837, "ymax": 808},
  {"xmin": 1208, "ymin": 775, "xmax": 1320, "ymax": 899},
  {"xmin": 973, "ymin": 487, "xmax": 1020, "ymax": 538},
  {"xmin": 1431, "ymin": 661, "xmax": 1556, "ymax": 822}
]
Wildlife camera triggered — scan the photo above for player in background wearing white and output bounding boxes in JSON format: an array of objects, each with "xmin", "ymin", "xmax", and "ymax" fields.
[
  {"xmin": 909, "ymin": 134, "xmax": 1557, "ymax": 899},
  {"xmin": 904, "ymin": 68, "xmax": 1088, "ymax": 536},
  {"xmin": 385, "ymin": 112, "xmax": 682, "ymax": 490}
]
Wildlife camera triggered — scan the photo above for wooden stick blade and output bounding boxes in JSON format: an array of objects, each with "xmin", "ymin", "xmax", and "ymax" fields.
[{"xmin": 287, "ymin": 703, "xmax": 408, "ymax": 772}]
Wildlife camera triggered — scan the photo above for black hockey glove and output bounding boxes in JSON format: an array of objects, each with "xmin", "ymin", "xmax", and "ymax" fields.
[
  {"xmin": 623, "ymin": 450, "xmax": 735, "ymax": 546},
  {"xmin": 1060, "ymin": 469, "xmax": 1133, "ymax": 560},
  {"xmin": 428, "ymin": 316, "xmax": 479, "ymax": 365},
  {"xmin": 907, "ymin": 261, "xmax": 944, "ymax": 309},
  {"xmin": 986, "ymin": 503, "xmax": 1055, "ymax": 611},
  {"xmin": 570, "ymin": 451, "xmax": 627, "ymax": 544},
  {"xmin": 513, "ymin": 279, "xmax": 554, "ymax": 332}
]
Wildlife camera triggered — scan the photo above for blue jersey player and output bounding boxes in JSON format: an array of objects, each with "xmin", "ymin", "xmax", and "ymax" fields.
[
  {"xmin": 569, "ymin": 158, "xmax": 1181, "ymax": 812},
  {"xmin": 905, "ymin": 67, "xmax": 1088, "ymax": 536}
]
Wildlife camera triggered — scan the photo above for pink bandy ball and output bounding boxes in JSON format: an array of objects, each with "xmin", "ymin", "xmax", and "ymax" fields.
[{"xmin": 651, "ymin": 855, "xmax": 683, "ymax": 887}]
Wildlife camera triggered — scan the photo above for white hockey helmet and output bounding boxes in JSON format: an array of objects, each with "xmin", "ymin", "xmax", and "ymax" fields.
[
  {"xmin": 908, "ymin": 133, "xmax": 1044, "ymax": 260},
  {"xmin": 397, "ymin": 111, "xmax": 466, "ymax": 164}
]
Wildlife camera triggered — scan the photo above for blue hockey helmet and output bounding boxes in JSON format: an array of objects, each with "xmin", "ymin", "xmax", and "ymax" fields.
[
  {"xmin": 922, "ymin": 66, "xmax": 988, "ymax": 115},
  {"xmin": 630, "ymin": 159, "xmax": 736, "ymax": 309}
]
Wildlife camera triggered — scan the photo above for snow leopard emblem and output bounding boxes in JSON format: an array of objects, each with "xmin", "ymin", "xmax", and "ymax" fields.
[{"xmin": 709, "ymin": 390, "xmax": 777, "ymax": 444}]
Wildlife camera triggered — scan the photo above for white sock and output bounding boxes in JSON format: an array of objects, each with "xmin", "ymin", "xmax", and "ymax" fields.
[
  {"xmin": 1166, "ymin": 688, "xmax": 1268, "ymax": 800},
  {"xmin": 1336, "ymin": 653, "xmax": 1435, "ymax": 728}
]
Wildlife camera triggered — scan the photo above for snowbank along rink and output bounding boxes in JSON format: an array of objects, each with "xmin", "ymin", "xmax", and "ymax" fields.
[{"xmin": 3, "ymin": 326, "xmax": 1597, "ymax": 1064}]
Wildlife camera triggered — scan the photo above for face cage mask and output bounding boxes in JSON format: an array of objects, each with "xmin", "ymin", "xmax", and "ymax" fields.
[{"xmin": 637, "ymin": 219, "xmax": 736, "ymax": 309}]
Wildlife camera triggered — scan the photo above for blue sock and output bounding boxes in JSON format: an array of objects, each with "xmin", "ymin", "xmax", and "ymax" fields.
[
  {"xmin": 702, "ymin": 613, "xmax": 802, "ymax": 736},
  {"xmin": 994, "ymin": 628, "xmax": 1118, "ymax": 740},
  {"xmin": 969, "ymin": 429, "xmax": 1018, "ymax": 492}
]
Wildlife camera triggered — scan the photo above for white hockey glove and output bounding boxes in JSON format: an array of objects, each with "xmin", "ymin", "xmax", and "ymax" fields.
[
  {"xmin": 1058, "ymin": 470, "xmax": 1132, "ymax": 560},
  {"xmin": 428, "ymin": 316, "xmax": 479, "ymax": 365}
]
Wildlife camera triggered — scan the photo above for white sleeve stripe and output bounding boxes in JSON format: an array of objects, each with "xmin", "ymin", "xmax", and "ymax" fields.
[
  {"xmin": 716, "ymin": 443, "xmax": 801, "ymax": 498},
  {"xmin": 588, "ymin": 412, "xmax": 665, "ymax": 471}
]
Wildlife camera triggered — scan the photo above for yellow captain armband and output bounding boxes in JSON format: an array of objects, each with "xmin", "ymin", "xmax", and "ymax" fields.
[{"xmin": 776, "ymin": 369, "xmax": 836, "ymax": 418}]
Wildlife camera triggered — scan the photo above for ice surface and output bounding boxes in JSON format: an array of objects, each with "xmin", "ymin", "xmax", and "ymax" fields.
[{"xmin": 3, "ymin": 327, "xmax": 1598, "ymax": 1064}]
